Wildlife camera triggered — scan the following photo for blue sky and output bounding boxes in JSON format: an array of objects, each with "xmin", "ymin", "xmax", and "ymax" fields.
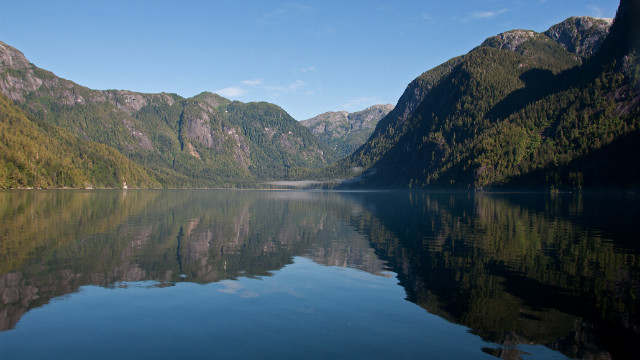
[{"xmin": 0, "ymin": 0, "xmax": 619, "ymax": 120}]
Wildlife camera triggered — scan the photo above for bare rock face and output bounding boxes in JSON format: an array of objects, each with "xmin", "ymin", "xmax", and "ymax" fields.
[
  {"xmin": 302, "ymin": 105, "xmax": 393, "ymax": 137},
  {"xmin": 479, "ymin": 17, "xmax": 612, "ymax": 61},
  {"xmin": 0, "ymin": 41, "xmax": 85, "ymax": 105},
  {"xmin": 301, "ymin": 104, "xmax": 394, "ymax": 158},
  {"xmin": 544, "ymin": 16, "xmax": 614, "ymax": 59},
  {"xmin": 184, "ymin": 110, "xmax": 222, "ymax": 150},
  {"xmin": 0, "ymin": 73, "xmax": 40, "ymax": 102},
  {"xmin": 482, "ymin": 30, "xmax": 540, "ymax": 52},
  {"xmin": 302, "ymin": 110, "xmax": 349, "ymax": 135},
  {"xmin": 0, "ymin": 41, "xmax": 42, "ymax": 101},
  {"xmin": 227, "ymin": 127, "xmax": 251, "ymax": 169},
  {"xmin": 0, "ymin": 41, "xmax": 30, "ymax": 71},
  {"xmin": 104, "ymin": 90, "xmax": 149, "ymax": 115},
  {"xmin": 123, "ymin": 117, "xmax": 155, "ymax": 151},
  {"xmin": 180, "ymin": 99, "xmax": 252, "ymax": 170},
  {"xmin": 352, "ymin": 104, "xmax": 394, "ymax": 125}
]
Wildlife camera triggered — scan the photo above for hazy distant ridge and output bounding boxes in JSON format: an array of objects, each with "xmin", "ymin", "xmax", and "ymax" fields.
[{"xmin": 300, "ymin": 104, "xmax": 394, "ymax": 159}]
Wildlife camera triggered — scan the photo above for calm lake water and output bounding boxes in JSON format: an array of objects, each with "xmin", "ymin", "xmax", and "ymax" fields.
[{"xmin": 0, "ymin": 190, "xmax": 638, "ymax": 359}]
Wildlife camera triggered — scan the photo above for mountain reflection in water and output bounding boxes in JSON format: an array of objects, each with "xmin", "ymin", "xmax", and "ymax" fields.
[{"xmin": 0, "ymin": 190, "xmax": 638, "ymax": 359}]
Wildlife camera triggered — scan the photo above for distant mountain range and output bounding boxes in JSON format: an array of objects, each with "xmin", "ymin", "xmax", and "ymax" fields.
[
  {"xmin": 300, "ymin": 104, "xmax": 394, "ymax": 159},
  {"xmin": 1, "ymin": 0, "xmax": 638, "ymax": 189}
]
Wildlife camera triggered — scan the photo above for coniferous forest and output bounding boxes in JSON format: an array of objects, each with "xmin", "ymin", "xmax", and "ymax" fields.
[{"xmin": 1, "ymin": 0, "xmax": 638, "ymax": 189}]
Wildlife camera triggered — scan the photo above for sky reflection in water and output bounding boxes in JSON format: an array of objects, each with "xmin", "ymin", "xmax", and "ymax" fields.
[{"xmin": 0, "ymin": 190, "xmax": 638, "ymax": 359}]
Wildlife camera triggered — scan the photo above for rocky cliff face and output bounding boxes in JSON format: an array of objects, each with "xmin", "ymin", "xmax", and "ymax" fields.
[
  {"xmin": 481, "ymin": 29, "xmax": 540, "ymax": 52},
  {"xmin": 544, "ymin": 16, "xmax": 614, "ymax": 60},
  {"xmin": 302, "ymin": 104, "xmax": 394, "ymax": 136},
  {"xmin": 300, "ymin": 104, "xmax": 393, "ymax": 159},
  {"xmin": 479, "ymin": 16, "xmax": 613, "ymax": 63}
]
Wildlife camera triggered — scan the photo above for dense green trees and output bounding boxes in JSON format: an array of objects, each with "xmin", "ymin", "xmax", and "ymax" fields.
[
  {"xmin": 324, "ymin": 4, "xmax": 639, "ymax": 190},
  {"xmin": 0, "ymin": 93, "xmax": 159, "ymax": 189},
  {"xmin": 225, "ymin": 101, "xmax": 336, "ymax": 179}
]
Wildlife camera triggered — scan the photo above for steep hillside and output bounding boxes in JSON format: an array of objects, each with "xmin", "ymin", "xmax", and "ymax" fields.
[
  {"xmin": 327, "ymin": 10, "xmax": 637, "ymax": 190},
  {"xmin": 0, "ymin": 92, "xmax": 159, "ymax": 188},
  {"xmin": 224, "ymin": 100, "xmax": 335, "ymax": 178},
  {"xmin": 0, "ymin": 42, "xmax": 334, "ymax": 187},
  {"xmin": 300, "ymin": 104, "xmax": 393, "ymax": 159}
]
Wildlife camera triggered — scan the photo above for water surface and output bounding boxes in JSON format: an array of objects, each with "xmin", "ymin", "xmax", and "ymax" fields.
[{"xmin": 0, "ymin": 190, "xmax": 638, "ymax": 359}]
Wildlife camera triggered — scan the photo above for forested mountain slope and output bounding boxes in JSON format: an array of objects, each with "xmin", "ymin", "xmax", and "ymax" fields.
[
  {"xmin": 0, "ymin": 92, "xmax": 159, "ymax": 188},
  {"xmin": 0, "ymin": 42, "xmax": 334, "ymax": 187},
  {"xmin": 328, "ymin": 8, "xmax": 638, "ymax": 189}
]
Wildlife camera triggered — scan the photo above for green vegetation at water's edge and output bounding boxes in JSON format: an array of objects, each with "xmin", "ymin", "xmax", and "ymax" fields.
[{"xmin": 0, "ymin": 93, "xmax": 159, "ymax": 188}]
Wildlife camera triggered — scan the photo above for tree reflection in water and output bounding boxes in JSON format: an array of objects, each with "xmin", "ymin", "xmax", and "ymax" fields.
[{"xmin": 0, "ymin": 190, "xmax": 638, "ymax": 359}]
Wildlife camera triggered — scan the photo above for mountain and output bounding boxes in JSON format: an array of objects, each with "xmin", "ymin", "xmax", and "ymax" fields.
[
  {"xmin": 544, "ymin": 17, "xmax": 613, "ymax": 61},
  {"xmin": 300, "ymin": 104, "xmax": 394, "ymax": 159},
  {"xmin": 0, "ymin": 92, "xmax": 159, "ymax": 188},
  {"xmin": 327, "ymin": 8, "xmax": 639, "ymax": 190},
  {"xmin": 0, "ymin": 42, "xmax": 335, "ymax": 188},
  {"xmin": 2, "ymin": 5, "xmax": 636, "ymax": 190}
]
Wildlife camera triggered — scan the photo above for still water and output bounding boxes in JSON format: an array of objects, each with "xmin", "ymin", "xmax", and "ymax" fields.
[{"xmin": 0, "ymin": 190, "xmax": 638, "ymax": 359}]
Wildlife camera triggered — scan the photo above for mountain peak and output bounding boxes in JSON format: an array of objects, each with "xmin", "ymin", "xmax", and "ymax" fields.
[
  {"xmin": 300, "ymin": 104, "xmax": 394, "ymax": 159},
  {"xmin": 362, "ymin": 104, "xmax": 394, "ymax": 113},
  {"xmin": 478, "ymin": 16, "xmax": 613, "ymax": 62},
  {"xmin": 192, "ymin": 92, "xmax": 231, "ymax": 108},
  {"xmin": 0, "ymin": 41, "xmax": 31, "ymax": 71},
  {"xmin": 480, "ymin": 29, "xmax": 541, "ymax": 52},
  {"xmin": 544, "ymin": 16, "xmax": 613, "ymax": 59}
]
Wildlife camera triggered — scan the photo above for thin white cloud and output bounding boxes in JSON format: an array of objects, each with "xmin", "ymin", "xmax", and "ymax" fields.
[
  {"xmin": 280, "ymin": 2, "xmax": 312, "ymax": 12},
  {"xmin": 421, "ymin": 12, "xmax": 434, "ymax": 21},
  {"xmin": 258, "ymin": 2, "xmax": 313, "ymax": 24},
  {"xmin": 265, "ymin": 80, "xmax": 307, "ymax": 96},
  {"xmin": 241, "ymin": 79, "xmax": 263, "ymax": 86},
  {"xmin": 217, "ymin": 281, "xmax": 243, "ymax": 294},
  {"xmin": 288, "ymin": 80, "xmax": 306, "ymax": 90},
  {"xmin": 216, "ymin": 86, "xmax": 248, "ymax": 98},
  {"xmin": 587, "ymin": 4, "xmax": 604, "ymax": 18},
  {"xmin": 469, "ymin": 8, "xmax": 508, "ymax": 20},
  {"xmin": 298, "ymin": 66, "xmax": 317, "ymax": 73},
  {"xmin": 320, "ymin": 25, "xmax": 338, "ymax": 35},
  {"xmin": 239, "ymin": 291, "xmax": 260, "ymax": 298},
  {"xmin": 217, "ymin": 78, "xmax": 309, "ymax": 99},
  {"xmin": 342, "ymin": 96, "xmax": 382, "ymax": 111},
  {"xmin": 454, "ymin": 8, "xmax": 508, "ymax": 22},
  {"xmin": 264, "ymin": 85, "xmax": 285, "ymax": 95}
]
